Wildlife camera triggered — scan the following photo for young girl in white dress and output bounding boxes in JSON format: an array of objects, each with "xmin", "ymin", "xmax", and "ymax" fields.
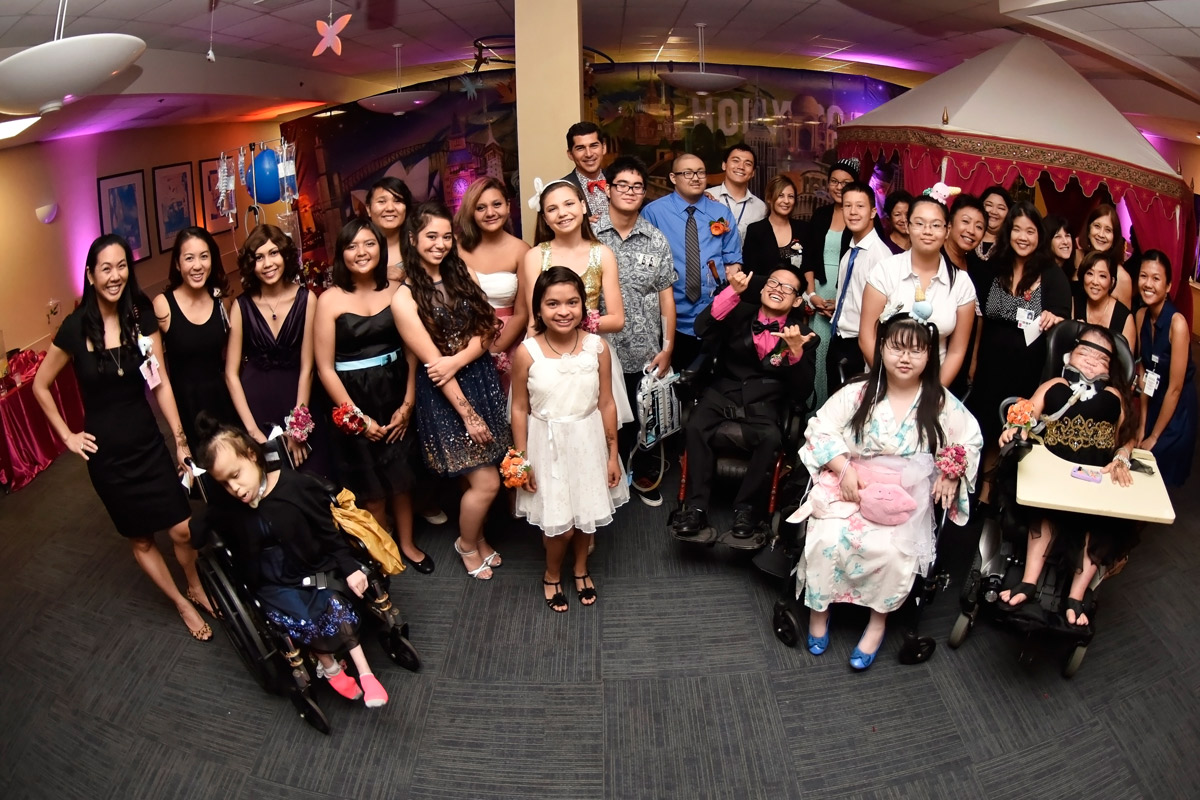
[{"xmin": 511, "ymin": 267, "xmax": 629, "ymax": 612}]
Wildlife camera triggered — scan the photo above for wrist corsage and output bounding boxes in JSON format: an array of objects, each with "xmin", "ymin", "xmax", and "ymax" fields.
[
  {"xmin": 582, "ymin": 308, "xmax": 601, "ymax": 334},
  {"xmin": 332, "ymin": 402, "xmax": 368, "ymax": 435},
  {"xmin": 1005, "ymin": 398, "xmax": 1036, "ymax": 430},
  {"xmin": 492, "ymin": 350, "xmax": 512, "ymax": 374},
  {"xmin": 935, "ymin": 444, "xmax": 967, "ymax": 480},
  {"xmin": 500, "ymin": 448, "xmax": 531, "ymax": 488},
  {"xmin": 284, "ymin": 404, "xmax": 314, "ymax": 442}
]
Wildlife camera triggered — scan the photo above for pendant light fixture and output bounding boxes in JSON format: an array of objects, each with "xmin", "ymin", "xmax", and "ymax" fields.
[
  {"xmin": 0, "ymin": 0, "xmax": 145, "ymax": 116},
  {"xmin": 358, "ymin": 44, "xmax": 440, "ymax": 116},
  {"xmin": 657, "ymin": 23, "xmax": 745, "ymax": 96}
]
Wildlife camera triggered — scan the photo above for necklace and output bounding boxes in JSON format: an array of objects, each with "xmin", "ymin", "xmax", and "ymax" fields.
[
  {"xmin": 545, "ymin": 329, "xmax": 580, "ymax": 357},
  {"xmin": 974, "ymin": 240, "xmax": 994, "ymax": 261},
  {"xmin": 263, "ymin": 298, "xmax": 279, "ymax": 321},
  {"xmin": 107, "ymin": 346, "xmax": 124, "ymax": 377}
]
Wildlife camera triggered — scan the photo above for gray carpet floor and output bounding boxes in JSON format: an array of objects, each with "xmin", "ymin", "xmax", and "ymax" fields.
[{"xmin": 1, "ymin": 424, "xmax": 1198, "ymax": 799}]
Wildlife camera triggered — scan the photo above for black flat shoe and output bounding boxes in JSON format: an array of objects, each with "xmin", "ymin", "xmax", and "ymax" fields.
[{"xmin": 405, "ymin": 553, "xmax": 436, "ymax": 575}]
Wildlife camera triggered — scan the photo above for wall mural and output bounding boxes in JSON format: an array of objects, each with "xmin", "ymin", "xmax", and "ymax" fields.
[{"xmin": 281, "ymin": 64, "xmax": 903, "ymax": 283}]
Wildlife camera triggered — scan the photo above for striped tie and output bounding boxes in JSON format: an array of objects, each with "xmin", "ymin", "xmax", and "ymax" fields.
[{"xmin": 685, "ymin": 205, "xmax": 701, "ymax": 302}]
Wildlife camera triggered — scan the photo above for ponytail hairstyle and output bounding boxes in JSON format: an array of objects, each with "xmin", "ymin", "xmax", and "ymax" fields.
[
  {"xmin": 193, "ymin": 411, "xmax": 267, "ymax": 476},
  {"xmin": 534, "ymin": 180, "xmax": 595, "ymax": 245},
  {"xmin": 80, "ymin": 234, "xmax": 154, "ymax": 373},
  {"xmin": 402, "ymin": 201, "xmax": 500, "ymax": 353},
  {"xmin": 848, "ymin": 313, "xmax": 945, "ymax": 453}
]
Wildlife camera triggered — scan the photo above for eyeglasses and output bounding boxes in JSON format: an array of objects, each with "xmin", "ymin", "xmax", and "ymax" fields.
[
  {"xmin": 611, "ymin": 181, "xmax": 645, "ymax": 195},
  {"xmin": 672, "ymin": 169, "xmax": 707, "ymax": 180},
  {"xmin": 884, "ymin": 341, "xmax": 929, "ymax": 357},
  {"xmin": 909, "ymin": 220, "xmax": 946, "ymax": 232},
  {"xmin": 828, "ymin": 177, "xmax": 852, "ymax": 189},
  {"xmin": 765, "ymin": 277, "xmax": 799, "ymax": 296}
]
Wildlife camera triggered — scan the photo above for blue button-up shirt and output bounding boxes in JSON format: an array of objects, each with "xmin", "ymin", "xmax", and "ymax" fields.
[{"xmin": 642, "ymin": 191, "xmax": 743, "ymax": 336}]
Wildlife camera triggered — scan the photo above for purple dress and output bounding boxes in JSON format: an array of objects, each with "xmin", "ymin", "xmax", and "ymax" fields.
[{"xmin": 236, "ymin": 288, "xmax": 332, "ymax": 477}]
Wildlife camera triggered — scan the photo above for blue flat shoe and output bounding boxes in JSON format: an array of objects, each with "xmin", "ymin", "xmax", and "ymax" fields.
[
  {"xmin": 807, "ymin": 627, "xmax": 830, "ymax": 655},
  {"xmin": 849, "ymin": 635, "xmax": 885, "ymax": 671}
]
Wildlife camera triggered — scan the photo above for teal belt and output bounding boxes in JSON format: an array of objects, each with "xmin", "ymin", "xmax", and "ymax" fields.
[{"xmin": 335, "ymin": 349, "xmax": 400, "ymax": 372}]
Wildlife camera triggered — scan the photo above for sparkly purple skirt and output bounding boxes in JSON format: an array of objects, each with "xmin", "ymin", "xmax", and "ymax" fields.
[{"xmin": 414, "ymin": 355, "xmax": 512, "ymax": 476}]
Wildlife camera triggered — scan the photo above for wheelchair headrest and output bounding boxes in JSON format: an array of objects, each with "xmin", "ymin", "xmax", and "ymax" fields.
[{"xmin": 1041, "ymin": 320, "xmax": 1134, "ymax": 385}]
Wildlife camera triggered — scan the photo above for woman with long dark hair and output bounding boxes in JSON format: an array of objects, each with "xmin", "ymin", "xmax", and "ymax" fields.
[
  {"xmin": 315, "ymin": 218, "xmax": 429, "ymax": 572},
  {"xmin": 33, "ymin": 234, "xmax": 211, "ymax": 640},
  {"xmin": 1043, "ymin": 214, "xmax": 1075, "ymax": 279},
  {"xmin": 365, "ymin": 176, "xmax": 415, "ymax": 283},
  {"xmin": 975, "ymin": 185, "xmax": 1011, "ymax": 261},
  {"xmin": 391, "ymin": 202, "xmax": 511, "ymax": 580},
  {"xmin": 797, "ymin": 314, "xmax": 982, "ymax": 669},
  {"xmin": 1075, "ymin": 204, "xmax": 1130, "ymax": 307},
  {"xmin": 152, "ymin": 226, "xmax": 237, "ymax": 450}
]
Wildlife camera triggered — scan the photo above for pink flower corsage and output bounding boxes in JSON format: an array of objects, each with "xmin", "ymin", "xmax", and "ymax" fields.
[
  {"xmin": 935, "ymin": 444, "xmax": 967, "ymax": 480},
  {"xmin": 492, "ymin": 350, "xmax": 512, "ymax": 374},
  {"xmin": 582, "ymin": 308, "xmax": 601, "ymax": 333},
  {"xmin": 285, "ymin": 404, "xmax": 314, "ymax": 442}
]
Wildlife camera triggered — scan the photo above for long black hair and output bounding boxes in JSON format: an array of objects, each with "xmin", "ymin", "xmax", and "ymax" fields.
[
  {"xmin": 991, "ymin": 201, "xmax": 1053, "ymax": 298},
  {"xmin": 848, "ymin": 314, "xmax": 945, "ymax": 452},
  {"xmin": 331, "ymin": 218, "xmax": 389, "ymax": 292},
  {"xmin": 402, "ymin": 201, "xmax": 500, "ymax": 353},
  {"xmin": 166, "ymin": 227, "xmax": 229, "ymax": 296},
  {"xmin": 531, "ymin": 267, "xmax": 587, "ymax": 334},
  {"xmin": 80, "ymin": 234, "xmax": 154, "ymax": 373}
]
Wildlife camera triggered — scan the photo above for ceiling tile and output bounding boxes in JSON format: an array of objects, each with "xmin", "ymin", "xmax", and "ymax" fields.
[
  {"xmin": 1089, "ymin": 28, "xmax": 1167, "ymax": 57},
  {"xmin": 1150, "ymin": 0, "xmax": 1200, "ymax": 27},
  {"xmin": 1134, "ymin": 27, "xmax": 1200, "ymax": 57},
  {"xmin": 1090, "ymin": 3, "xmax": 1178, "ymax": 30},
  {"xmin": 1037, "ymin": 9, "xmax": 1117, "ymax": 33},
  {"xmin": 88, "ymin": 0, "xmax": 171, "ymax": 20}
]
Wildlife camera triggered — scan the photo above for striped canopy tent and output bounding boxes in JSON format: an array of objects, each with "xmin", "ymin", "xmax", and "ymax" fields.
[{"xmin": 837, "ymin": 35, "xmax": 1195, "ymax": 319}]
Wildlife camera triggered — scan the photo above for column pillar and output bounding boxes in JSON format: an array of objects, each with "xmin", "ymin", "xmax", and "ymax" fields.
[{"xmin": 514, "ymin": 0, "xmax": 583, "ymax": 237}]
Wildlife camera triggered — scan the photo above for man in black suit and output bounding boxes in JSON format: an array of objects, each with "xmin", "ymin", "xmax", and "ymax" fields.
[
  {"xmin": 562, "ymin": 120, "xmax": 609, "ymax": 224},
  {"xmin": 671, "ymin": 264, "xmax": 818, "ymax": 541}
]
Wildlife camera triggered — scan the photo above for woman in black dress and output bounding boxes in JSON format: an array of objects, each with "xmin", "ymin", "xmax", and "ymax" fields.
[
  {"xmin": 152, "ymin": 226, "xmax": 237, "ymax": 450},
  {"xmin": 315, "ymin": 219, "xmax": 430, "ymax": 573},
  {"xmin": 741, "ymin": 175, "xmax": 806, "ymax": 276},
  {"xmin": 32, "ymin": 234, "xmax": 212, "ymax": 641},
  {"xmin": 975, "ymin": 185, "xmax": 1011, "ymax": 262},
  {"xmin": 1071, "ymin": 251, "xmax": 1135, "ymax": 345}
]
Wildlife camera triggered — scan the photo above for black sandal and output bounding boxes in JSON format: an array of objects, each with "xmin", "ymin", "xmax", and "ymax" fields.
[
  {"xmin": 999, "ymin": 582, "xmax": 1037, "ymax": 611},
  {"xmin": 1064, "ymin": 598, "xmax": 1088, "ymax": 626},
  {"xmin": 574, "ymin": 573, "xmax": 597, "ymax": 605},
  {"xmin": 543, "ymin": 579, "xmax": 568, "ymax": 613}
]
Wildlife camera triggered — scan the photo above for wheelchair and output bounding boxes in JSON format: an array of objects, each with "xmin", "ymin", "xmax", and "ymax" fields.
[
  {"xmin": 191, "ymin": 439, "xmax": 421, "ymax": 734},
  {"xmin": 945, "ymin": 320, "xmax": 1170, "ymax": 678},
  {"xmin": 666, "ymin": 340, "xmax": 812, "ymax": 551}
]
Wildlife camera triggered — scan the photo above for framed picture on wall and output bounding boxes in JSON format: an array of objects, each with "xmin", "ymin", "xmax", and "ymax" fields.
[
  {"xmin": 96, "ymin": 170, "xmax": 152, "ymax": 263},
  {"xmin": 198, "ymin": 157, "xmax": 235, "ymax": 235},
  {"xmin": 152, "ymin": 161, "xmax": 197, "ymax": 253}
]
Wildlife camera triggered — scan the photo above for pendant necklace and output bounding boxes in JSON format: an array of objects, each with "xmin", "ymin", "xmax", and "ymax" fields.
[
  {"xmin": 546, "ymin": 329, "xmax": 580, "ymax": 357},
  {"xmin": 108, "ymin": 346, "xmax": 124, "ymax": 377},
  {"xmin": 264, "ymin": 299, "xmax": 278, "ymax": 321}
]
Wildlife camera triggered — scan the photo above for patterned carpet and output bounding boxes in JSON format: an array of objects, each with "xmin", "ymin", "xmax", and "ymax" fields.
[{"xmin": 1, "ymin": 431, "xmax": 1197, "ymax": 799}]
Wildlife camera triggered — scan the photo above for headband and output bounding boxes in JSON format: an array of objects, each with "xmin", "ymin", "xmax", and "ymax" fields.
[
  {"xmin": 526, "ymin": 177, "xmax": 574, "ymax": 211},
  {"xmin": 1074, "ymin": 338, "xmax": 1113, "ymax": 359}
]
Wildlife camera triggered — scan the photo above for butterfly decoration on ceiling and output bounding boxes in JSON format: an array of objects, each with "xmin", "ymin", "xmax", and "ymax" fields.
[
  {"xmin": 313, "ymin": 12, "xmax": 352, "ymax": 57},
  {"xmin": 458, "ymin": 76, "xmax": 484, "ymax": 101}
]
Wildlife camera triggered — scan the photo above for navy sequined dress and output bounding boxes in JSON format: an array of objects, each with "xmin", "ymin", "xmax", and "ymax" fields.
[{"xmin": 413, "ymin": 282, "xmax": 511, "ymax": 476}]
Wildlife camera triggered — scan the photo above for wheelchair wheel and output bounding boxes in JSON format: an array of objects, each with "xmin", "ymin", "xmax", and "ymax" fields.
[
  {"xmin": 379, "ymin": 629, "xmax": 422, "ymax": 672},
  {"xmin": 772, "ymin": 600, "xmax": 801, "ymax": 648},
  {"xmin": 198, "ymin": 553, "xmax": 283, "ymax": 692},
  {"xmin": 1063, "ymin": 645, "xmax": 1087, "ymax": 678},
  {"xmin": 288, "ymin": 682, "xmax": 331, "ymax": 735},
  {"xmin": 948, "ymin": 612, "xmax": 972, "ymax": 649}
]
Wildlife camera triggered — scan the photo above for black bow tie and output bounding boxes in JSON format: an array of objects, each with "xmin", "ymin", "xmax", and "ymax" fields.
[{"xmin": 752, "ymin": 319, "xmax": 781, "ymax": 335}]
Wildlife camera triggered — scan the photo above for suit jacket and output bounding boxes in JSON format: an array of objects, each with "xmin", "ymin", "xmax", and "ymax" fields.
[
  {"xmin": 693, "ymin": 297, "xmax": 818, "ymax": 410},
  {"xmin": 742, "ymin": 217, "xmax": 808, "ymax": 275}
]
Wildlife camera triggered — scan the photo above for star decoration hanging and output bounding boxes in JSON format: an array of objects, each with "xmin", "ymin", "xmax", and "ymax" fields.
[
  {"xmin": 458, "ymin": 76, "xmax": 484, "ymax": 101},
  {"xmin": 313, "ymin": 13, "xmax": 351, "ymax": 57}
]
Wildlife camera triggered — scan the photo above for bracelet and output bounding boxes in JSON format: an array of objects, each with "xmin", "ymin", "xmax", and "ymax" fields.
[{"xmin": 1113, "ymin": 453, "xmax": 1131, "ymax": 468}]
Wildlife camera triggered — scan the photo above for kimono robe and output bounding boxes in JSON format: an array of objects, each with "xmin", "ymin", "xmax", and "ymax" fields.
[{"xmin": 797, "ymin": 383, "xmax": 983, "ymax": 614}]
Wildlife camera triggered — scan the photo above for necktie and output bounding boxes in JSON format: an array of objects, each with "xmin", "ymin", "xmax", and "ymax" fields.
[
  {"xmin": 587, "ymin": 179, "xmax": 607, "ymax": 193},
  {"xmin": 751, "ymin": 319, "xmax": 781, "ymax": 335},
  {"xmin": 830, "ymin": 246, "xmax": 860, "ymax": 337},
  {"xmin": 685, "ymin": 206, "xmax": 701, "ymax": 303}
]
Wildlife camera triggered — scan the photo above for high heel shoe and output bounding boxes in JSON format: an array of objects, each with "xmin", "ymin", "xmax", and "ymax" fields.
[
  {"xmin": 850, "ymin": 634, "xmax": 885, "ymax": 671},
  {"xmin": 807, "ymin": 626, "xmax": 830, "ymax": 655},
  {"xmin": 454, "ymin": 539, "xmax": 493, "ymax": 580}
]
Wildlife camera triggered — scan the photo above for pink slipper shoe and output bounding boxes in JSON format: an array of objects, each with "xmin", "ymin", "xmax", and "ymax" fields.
[
  {"xmin": 325, "ymin": 668, "xmax": 363, "ymax": 701},
  {"xmin": 360, "ymin": 673, "xmax": 388, "ymax": 708}
]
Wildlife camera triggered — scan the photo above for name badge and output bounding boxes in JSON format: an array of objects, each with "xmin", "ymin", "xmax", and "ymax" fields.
[
  {"xmin": 1015, "ymin": 308, "xmax": 1036, "ymax": 330},
  {"xmin": 140, "ymin": 355, "xmax": 161, "ymax": 389},
  {"xmin": 1143, "ymin": 355, "xmax": 1161, "ymax": 397}
]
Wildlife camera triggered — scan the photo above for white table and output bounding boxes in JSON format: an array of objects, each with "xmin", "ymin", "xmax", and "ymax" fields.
[{"xmin": 1016, "ymin": 446, "xmax": 1175, "ymax": 525}]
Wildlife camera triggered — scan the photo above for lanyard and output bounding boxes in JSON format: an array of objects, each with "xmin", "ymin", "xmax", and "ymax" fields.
[{"xmin": 721, "ymin": 191, "xmax": 748, "ymax": 226}]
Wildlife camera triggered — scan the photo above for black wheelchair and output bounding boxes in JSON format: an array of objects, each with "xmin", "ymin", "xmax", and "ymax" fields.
[
  {"xmin": 191, "ymin": 441, "xmax": 420, "ymax": 734},
  {"xmin": 946, "ymin": 320, "xmax": 1154, "ymax": 678}
]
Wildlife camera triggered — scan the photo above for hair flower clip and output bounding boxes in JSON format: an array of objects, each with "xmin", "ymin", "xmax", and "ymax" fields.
[{"xmin": 923, "ymin": 182, "xmax": 961, "ymax": 205}]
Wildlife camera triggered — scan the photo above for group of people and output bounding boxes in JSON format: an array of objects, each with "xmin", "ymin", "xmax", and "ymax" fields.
[{"xmin": 31, "ymin": 122, "xmax": 1195, "ymax": 695}]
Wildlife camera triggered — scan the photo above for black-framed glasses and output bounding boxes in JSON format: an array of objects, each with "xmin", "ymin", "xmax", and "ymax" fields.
[
  {"xmin": 765, "ymin": 277, "xmax": 799, "ymax": 296},
  {"xmin": 672, "ymin": 169, "xmax": 706, "ymax": 180},
  {"xmin": 828, "ymin": 177, "xmax": 852, "ymax": 188},
  {"xmin": 611, "ymin": 181, "xmax": 646, "ymax": 195}
]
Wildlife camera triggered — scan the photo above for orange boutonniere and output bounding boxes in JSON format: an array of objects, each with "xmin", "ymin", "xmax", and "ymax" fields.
[{"xmin": 709, "ymin": 217, "xmax": 730, "ymax": 236}]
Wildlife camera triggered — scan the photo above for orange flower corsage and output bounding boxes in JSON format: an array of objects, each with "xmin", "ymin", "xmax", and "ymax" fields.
[
  {"xmin": 500, "ymin": 448, "xmax": 531, "ymax": 488},
  {"xmin": 1006, "ymin": 398, "xmax": 1036, "ymax": 429},
  {"xmin": 709, "ymin": 217, "xmax": 730, "ymax": 236}
]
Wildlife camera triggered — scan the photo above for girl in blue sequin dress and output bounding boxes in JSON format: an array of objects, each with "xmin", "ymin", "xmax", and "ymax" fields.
[{"xmin": 391, "ymin": 203, "xmax": 512, "ymax": 580}]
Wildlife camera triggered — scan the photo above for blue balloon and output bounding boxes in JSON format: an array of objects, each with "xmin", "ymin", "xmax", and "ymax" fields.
[{"xmin": 248, "ymin": 149, "xmax": 281, "ymax": 204}]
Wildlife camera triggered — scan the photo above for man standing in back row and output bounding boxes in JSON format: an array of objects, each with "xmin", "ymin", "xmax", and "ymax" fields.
[
  {"xmin": 642, "ymin": 153, "xmax": 743, "ymax": 371},
  {"xmin": 705, "ymin": 144, "xmax": 767, "ymax": 242},
  {"xmin": 561, "ymin": 120, "xmax": 610, "ymax": 226}
]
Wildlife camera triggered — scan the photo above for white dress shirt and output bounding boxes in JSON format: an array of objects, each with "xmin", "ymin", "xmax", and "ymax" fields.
[
  {"xmin": 866, "ymin": 250, "xmax": 978, "ymax": 361},
  {"xmin": 831, "ymin": 227, "xmax": 892, "ymax": 339},
  {"xmin": 707, "ymin": 183, "xmax": 768, "ymax": 242}
]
